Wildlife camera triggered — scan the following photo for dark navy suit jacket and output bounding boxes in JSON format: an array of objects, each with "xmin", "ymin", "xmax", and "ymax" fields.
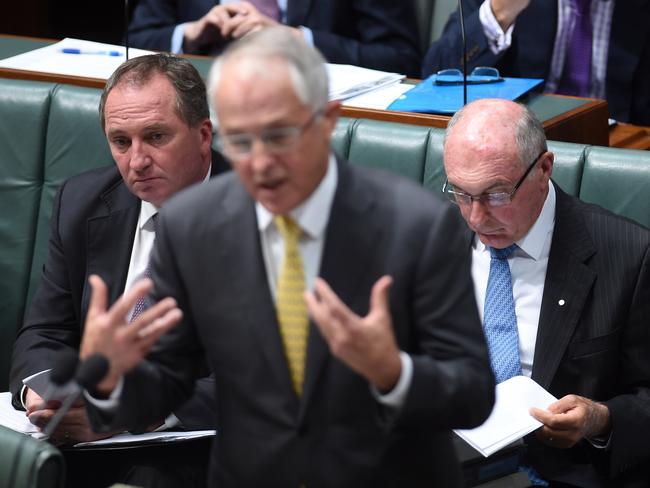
[
  {"xmin": 129, "ymin": 0, "xmax": 421, "ymax": 76},
  {"xmin": 422, "ymin": 0, "xmax": 650, "ymax": 124}
]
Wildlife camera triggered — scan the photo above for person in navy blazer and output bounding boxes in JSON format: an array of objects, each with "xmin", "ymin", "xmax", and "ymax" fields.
[
  {"xmin": 10, "ymin": 54, "xmax": 230, "ymax": 488},
  {"xmin": 128, "ymin": 0, "xmax": 421, "ymax": 76},
  {"xmin": 444, "ymin": 98, "xmax": 650, "ymax": 487},
  {"xmin": 422, "ymin": 0, "xmax": 650, "ymax": 125}
]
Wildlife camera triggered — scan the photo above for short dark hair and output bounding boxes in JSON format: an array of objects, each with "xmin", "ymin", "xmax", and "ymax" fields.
[{"xmin": 99, "ymin": 53, "xmax": 209, "ymax": 130}]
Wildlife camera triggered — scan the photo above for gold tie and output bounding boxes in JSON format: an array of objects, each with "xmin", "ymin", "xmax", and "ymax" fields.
[{"xmin": 274, "ymin": 215, "xmax": 309, "ymax": 396}]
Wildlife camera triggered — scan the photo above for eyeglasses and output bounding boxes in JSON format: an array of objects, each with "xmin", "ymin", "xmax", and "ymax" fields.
[
  {"xmin": 217, "ymin": 109, "xmax": 323, "ymax": 161},
  {"xmin": 442, "ymin": 151, "xmax": 546, "ymax": 207},
  {"xmin": 434, "ymin": 67, "xmax": 504, "ymax": 86}
]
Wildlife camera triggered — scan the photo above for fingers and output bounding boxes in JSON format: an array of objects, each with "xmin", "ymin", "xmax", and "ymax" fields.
[
  {"xmin": 369, "ymin": 275, "xmax": 393, "ymax": 317},
  {"xmin": 86, "ymin": 274, "xmax": 109, "ymax": 321}
]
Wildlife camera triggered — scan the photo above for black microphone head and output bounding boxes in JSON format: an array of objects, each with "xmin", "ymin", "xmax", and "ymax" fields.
[
  {"xmin": 75, "ymin": 354, "xmax": 110, "ymax": 390},
  {"xmin": 50, "ymin": 350, "xmax": 80, "ymax": 385}
]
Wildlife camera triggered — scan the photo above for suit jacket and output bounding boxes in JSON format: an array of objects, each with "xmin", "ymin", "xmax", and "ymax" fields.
[
  {"xmin": 468, "ymin": 185, "xmax": 650, "ymax": 487},
  {"xmin": 128, "ymin": 0, "xmax": 421, "ymax": 77},
  {"xmin": 10, "ymin": 153, "xmax": 230, "ymax": 428},
  {"xmin": 91, "ymin": 159, "xmax": 495, "ymax": 487},
  {"xmin": 421, "ymin": 0, "xmax": 650, "ymax": 125}
]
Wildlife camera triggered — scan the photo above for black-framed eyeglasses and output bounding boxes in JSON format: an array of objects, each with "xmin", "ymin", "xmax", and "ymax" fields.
[
  {"xmin": 217, "ymin": 109, "xmax": 324, "ymax": 161},
  {"xmin": 442, "ymin": 151, "xmax": 547, "ymax": 207},
  {"xmin": 434, "ymin": 67, "xmax": 504, "ymax": 86}
]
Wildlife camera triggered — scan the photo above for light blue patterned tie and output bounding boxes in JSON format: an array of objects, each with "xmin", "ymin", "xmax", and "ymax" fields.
[
  {"xmin": 484, "ymin": 244, "xmax": 521, "ymax": 383},
  {"xmin": 485, "ymin": 244, "xmax": 548, "ymax": 487}
]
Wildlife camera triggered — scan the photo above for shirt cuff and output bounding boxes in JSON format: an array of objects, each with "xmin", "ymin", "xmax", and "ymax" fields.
[
  {"xmin": 20, "ymin": 384, "xmax": 29, "ymax": 410},
  {"xmin": 83, "ymin": 376, "xmax": 124, "ymax": 412},
  {"xmin": 586, "ymin": 432, "xmax": 612, "ymax": 449},
  {"xmin": 371, "ymin": 352, "xmax": 413, "ymax": 409},
  {"xmin": 171, "ymin": 23, "xmax": 189, "ymax": 54},
  {"xmin": 299, "ymin": 26, "xmax": 314, "ymax": 46},
  {"xmin": 155, "ymin": 413, "xmax": 181, "ymax": 431},
  {"xmin": 479, "ymin": 0, "xmax": 514, "ymax": 55}
]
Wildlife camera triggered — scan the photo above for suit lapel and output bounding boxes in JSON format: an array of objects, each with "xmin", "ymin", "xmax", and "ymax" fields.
[
  {"xmin": 531, "ymin": 186, "xmax": 596, "ymax": 389},
  {"xmin": 83, "ymin": 181, "xmax": 140, "ymax": 322},
  {"xmin": 285, "ymin": 0, "xmax": 313, "ymax": 26},
  {"xmin": 220, "ymin": 188, "xmax": 299, "ymax": 403},
  {"xmin": 299, "ymin": 161, "xmax": 381, "ymax": 420}
]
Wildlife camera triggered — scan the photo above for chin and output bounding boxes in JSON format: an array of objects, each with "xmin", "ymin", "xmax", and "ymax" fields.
[{"xmin": 478, "ymin": 234, "xmax": 514, "ymax": 250}]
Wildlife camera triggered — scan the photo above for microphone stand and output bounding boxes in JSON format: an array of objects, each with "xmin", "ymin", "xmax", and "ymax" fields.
[
  {"xmin": 459, "ymin": 0, "xmax": 468, "ymax": 106},
  {"xmin": 124, "ymin": 0, "xmax": 130, "ymax": 60}
]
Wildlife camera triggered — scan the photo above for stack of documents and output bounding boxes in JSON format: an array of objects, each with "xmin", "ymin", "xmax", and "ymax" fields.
[
  {"xmin": 326, "ymin": 64, "xmax": 405, "ymax": 101},
  {"xmin": 0, "ymin": 38, "xmax": 153, "ymax": 80},
  {"xmin": 454, "ymin": 376, "xmax": 557, "ymax": 457}
]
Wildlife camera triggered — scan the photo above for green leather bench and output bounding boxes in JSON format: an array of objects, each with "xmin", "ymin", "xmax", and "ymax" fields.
[{"xmin": 1, "ymin": 77, "xmax": 649, "ymax": 392}]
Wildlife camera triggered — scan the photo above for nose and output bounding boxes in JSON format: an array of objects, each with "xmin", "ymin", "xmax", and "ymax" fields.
[
  {"xmin": 467, "ymin": 199, "xmax": 490, "ymax": 229},
  {"xmin": 129, "ymin": 140, "xmax": 152, "ymax": 172},
  {"xmin": 249, "ymin": 137, "xmax": 275, "ymax": 172}
]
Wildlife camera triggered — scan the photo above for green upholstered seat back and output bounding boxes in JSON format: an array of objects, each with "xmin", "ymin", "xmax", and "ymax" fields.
[{"xmin": 0, "ymin": 425, "xmax": 65, "ymax": 488}]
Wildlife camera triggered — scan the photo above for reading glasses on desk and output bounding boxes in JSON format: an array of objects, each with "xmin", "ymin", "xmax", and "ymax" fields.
[{"xmin": 434, "ymin": 67, "xmax": 504, "ymax": 86}]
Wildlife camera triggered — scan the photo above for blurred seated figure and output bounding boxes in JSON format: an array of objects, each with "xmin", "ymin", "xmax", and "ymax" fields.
[
  {"xmin": 422, "ymin": 0, "xmax": 650, "ymax": 124},
  {"xmin": 128, "ymin": 0, "xmax": 421, "ymax": 76}
]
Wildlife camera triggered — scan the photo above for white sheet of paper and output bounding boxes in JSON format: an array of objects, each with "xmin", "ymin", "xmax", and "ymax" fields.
[
  {"xmin": 0, "ymin": 392, "xmax": 42, "ymax": 437},
  {"xmin": 454, "ymin": 376, "xmax": 557, "ymax": 457},
  {"xmin": 0, "ymin": 38, "xmax": 153, "ymax": 80},
  {"xmin": 326, "ymin": 64, "xmax": 405, "ymax": 101},
  {"xmin": 342, "ymin": 83, "xmax": 414, "ymax": 110}
]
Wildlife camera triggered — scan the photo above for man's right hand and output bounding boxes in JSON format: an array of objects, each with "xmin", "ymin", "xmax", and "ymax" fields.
[
  {"xmin": 183, "ymin": 5, "xmax": 237, "ymax": 53},
  {"xmin": 25, "ymin": 388, "xmax": 115, "ymax": 444},
  {"xmin": 79, "ymin": 274, "xmax": 182, "ymax": 397},
  {"xmin": 490, "ymin": 0, "xmax": 531, "ymax": 31}
]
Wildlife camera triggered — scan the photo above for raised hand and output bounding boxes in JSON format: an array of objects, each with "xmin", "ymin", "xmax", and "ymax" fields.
[
  {"xmin": 490, "ymin": 0, "xmax": 531, "ymax": 31},
  {"xmin": 79, "ymin": 274, "xmax": 182, "ymax": 396},
  {"xmin": 305, "ymin": 276, "xmax": 402, "ymax": 392}
]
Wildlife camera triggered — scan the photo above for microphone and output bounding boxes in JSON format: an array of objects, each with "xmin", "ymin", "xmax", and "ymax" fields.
[
  {"xmin": 458, "ymin": 0, "xmax": 468, "ymax": 106},
  {"xmin": 124, "ymin": 0, "xmax": 130, "ymax": 60},
  {"xmin": 41, "ymin": 354, "xmax": 109, "ymax": 440}
]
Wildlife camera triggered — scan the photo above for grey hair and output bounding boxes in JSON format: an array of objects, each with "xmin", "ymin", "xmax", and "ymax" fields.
[
  {"xmin": 99, "ymin": 53, "xmax": 209, "ymax": 130},
  {"xmin": 444, "ymin": 101, "xmax": 547, "ymax": 168},
  {"xmin": 207, "ymin": 27, "xmax": 329, "ymax": 117}
]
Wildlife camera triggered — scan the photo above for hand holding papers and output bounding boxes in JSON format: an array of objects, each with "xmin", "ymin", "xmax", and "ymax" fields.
[{"xmin": 454, "ymin": 376, "xmax": 557, "ymax": 457}]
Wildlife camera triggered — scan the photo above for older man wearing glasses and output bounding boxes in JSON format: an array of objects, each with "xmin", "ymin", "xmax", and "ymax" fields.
[
  {"xmin": 443, "ymin": 98, "xmax": 650, "ymax": 487},
  {"xmin": 79, "ymin": 28, "xmax": 494, "ymax": 487}
]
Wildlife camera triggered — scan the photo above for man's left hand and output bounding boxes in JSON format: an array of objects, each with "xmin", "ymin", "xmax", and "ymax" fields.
[
  {"xmin": 530, "ymin": 394, "xmax": 611, "ymax": 448},
  {"xmin": 305, "ymin": 275, "xmax": 402, "ymax": 392}
]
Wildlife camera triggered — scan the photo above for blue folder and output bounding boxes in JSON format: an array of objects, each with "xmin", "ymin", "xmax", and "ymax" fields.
[{"xmin": 387, "ymin": 75, "xmax": 544, "ymax": 115}]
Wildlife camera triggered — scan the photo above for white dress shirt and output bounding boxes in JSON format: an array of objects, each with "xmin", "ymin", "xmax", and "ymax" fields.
[{"xmin": 471, "ymin": 183, "xmax": 556, "ymax": 377}]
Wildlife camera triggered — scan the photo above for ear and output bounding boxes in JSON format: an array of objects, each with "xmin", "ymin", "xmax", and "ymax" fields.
[
  {"xmin": 539, "ymin": 150, "xmax": 554, "ymax": 182},
  {"xmin": 322, "ymin": 100, "xmax": 341, "ymax": 135},
  {"xmin": 199, "ymin": 118, "xmax": 213, "ymax": 155}
]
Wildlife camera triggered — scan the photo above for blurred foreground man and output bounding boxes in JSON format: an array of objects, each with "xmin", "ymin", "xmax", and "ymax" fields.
[
  {"xmin": 443, "ymin": 98, "xmax": 650, "ymax": 487},
  {"xmin": 80, "ymin": 28, "xmax": 494, "ymax": 487}
]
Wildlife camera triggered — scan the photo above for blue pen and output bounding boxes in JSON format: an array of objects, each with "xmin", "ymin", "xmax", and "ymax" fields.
[{"xmin": 61, "ymin": 48, "xmax": 123, "ymax": 57}]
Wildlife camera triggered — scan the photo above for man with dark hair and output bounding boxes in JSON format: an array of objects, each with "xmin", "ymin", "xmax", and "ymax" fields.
[
  {"xmin": 443, "ymin": 98, "xmax": 650, "ymax": 486},
  {"xmin": 80, "ymin": 28, "xmax": 494, "ymax": 487},
  {"xmin": 10, "ymin": 53, "xmax": 228, "ymax": 487}
]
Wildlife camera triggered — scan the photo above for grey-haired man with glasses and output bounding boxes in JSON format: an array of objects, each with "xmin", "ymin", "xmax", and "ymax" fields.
[
  {"xmin": 443, "ymin": 98, "xmax": 650, "ymax": 487},
  {"xmin": 79, "ymin": 27, "xmax": 495, "ymax": 487}
]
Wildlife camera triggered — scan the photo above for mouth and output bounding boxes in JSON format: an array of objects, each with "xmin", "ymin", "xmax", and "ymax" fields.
[{"xmin": 257, "ymin": 178, "xmax": 285, "ymax": 191}]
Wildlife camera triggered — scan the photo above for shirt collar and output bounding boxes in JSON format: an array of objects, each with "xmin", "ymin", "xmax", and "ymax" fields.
[
  {"xmin": 256, "ymin": 154, "xmax": 338, "ymax": 239},
  {"xmin": 137, "ymin": 163, "xmax": 212, "ymax": 230},
  {"xmin": 474, "ymin": 182, "xmax": 556, "ymax": 260}
]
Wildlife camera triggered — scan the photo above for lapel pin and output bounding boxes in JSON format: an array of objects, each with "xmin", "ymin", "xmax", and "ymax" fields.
[{"xmin": 558, "ymin": 299, "xmax": 566, "ymax": 306}]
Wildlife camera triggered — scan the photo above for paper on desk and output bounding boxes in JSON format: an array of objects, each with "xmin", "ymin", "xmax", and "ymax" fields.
[
  {"xmin": 74, "ymin": 429, "xmax": 216, "ymax": 448},
  {"xmin": 0, "ymin": 392, "xmax": 43, "ymax": 438},
  {"xmin": 327, "ymin": 64, "xmax": 404, "ymax": 101},
  {"xmin": 343, "ymin": 83, "xmax": 414, "ymax": 110},
  {"xmin": 454, "ymin": 376, "xmax": 557, "ymax": 457},
  {"xmin": 0, "ymin": 38, "xmax": 153, "ymax": 80},
  {"xmin": 1, "ymin": 391, "xmax": 215, "ymax": 447}
]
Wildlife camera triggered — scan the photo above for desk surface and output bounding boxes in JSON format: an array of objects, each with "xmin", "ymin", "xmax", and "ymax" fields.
[{"xmin": 2, "ymin": 34, "xmax": 647, "ymax": 149}]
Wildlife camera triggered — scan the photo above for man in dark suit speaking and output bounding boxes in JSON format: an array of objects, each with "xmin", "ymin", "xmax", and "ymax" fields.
[
  {"xmin": 80, "ymin": 28, "xmax": 495, "ymax": 487},
  {"xmin": 442, "ymin": 98, "xmax": 650, "ymax": 487}
]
